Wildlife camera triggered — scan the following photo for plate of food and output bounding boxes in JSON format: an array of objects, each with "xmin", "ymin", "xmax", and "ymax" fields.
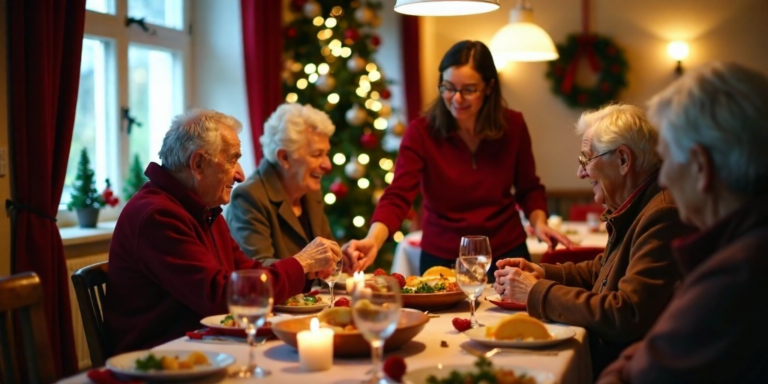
[
  {"xmin": 272, "ymin": 306, "xmax": 429, "ymax": 357},
  {"xmin": 463, "ymin": 313, "xmax": 576, "ymax": 348},
  {"xmin": 199, "ymin": 313, "xmax": 290, "ymax": 337},
  {"xmin": 272, "ymin": 291, "xmax": 330, "ymax": 313},
  {"xmin": 403, "ymin": 357, "xmax": 554, "ymax": 384},
  {"xmin": 398, "ymin": 266, "xmax": 467, "ymax": 311},
  {"xmin": 485, "ymin": 293, "xmax": 527, "ymax": 311},
  {"xmin": 106, "ymin": 350, "xmax": 235, "ymax": 381}
]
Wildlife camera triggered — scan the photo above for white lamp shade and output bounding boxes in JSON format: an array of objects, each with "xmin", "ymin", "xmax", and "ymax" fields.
[
  {"xmin": 394, "ymin": 0, "xmax": 500, "ymax": 16},
  {"xmin": 490, "ymin": 7, "xmax": 559, "ymax": 63},
  {"xmin": 667, "ymin": 41, "xmax": 689, "ymax": 61}
]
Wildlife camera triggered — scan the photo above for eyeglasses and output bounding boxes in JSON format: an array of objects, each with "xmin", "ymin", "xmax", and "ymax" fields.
[
  {"xmin": 578, "ymin": 149, "xmax": 615, "ymax": 169},
  {"xmin": 438, "ymin": 84, "xmax": 484, "ymax": 99}
]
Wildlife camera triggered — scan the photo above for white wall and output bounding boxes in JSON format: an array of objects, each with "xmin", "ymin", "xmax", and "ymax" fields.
[{"xmin": 421, "ymin": 0, "xmax": 768, "ymax": 190}]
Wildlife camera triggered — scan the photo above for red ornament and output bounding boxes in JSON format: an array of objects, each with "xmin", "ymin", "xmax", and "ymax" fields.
[
  {"xmin": 600, "ymin": 81, "xmax": 611, "ymax": 93},
  {"xmin": 360, "ymin": 132, "xmax": 379, "ymax": 149},
  {"xmin": 606, "ymin": 45, "xmax": 618, "ymax": 56},
  {"xmin": 379, "ymin": 88, "xmax": 391, "ymax": 100},
  {"xmin": 285, "ymin": 26, "xmax": 298, "ymax": 39},
  {"xmin": 344, "ymin": 28, "xmax": 360, "ymax": 42},
  {"xmin": 369, "ymin": 34, "xmax": 381, "ymax": 47},
  {"xmin": 290, "ymin": 0, "xmax": 307, "ymax": 11},
  {"xmin": 577, "ymin": 93, "xmax": 589, "ymax": 105},
  {"xmin": 330, "ymin": 180, "xmax": 348, "ymax": 199}
]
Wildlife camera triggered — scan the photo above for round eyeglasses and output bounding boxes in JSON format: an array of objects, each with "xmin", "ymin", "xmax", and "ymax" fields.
[
  {"xmin": 438, "ymin": 84, "xmax": 484, "ymax": 99},
  {"xmin": 578, "ymin": 149, "xmax": 614, "ymax": 169}
]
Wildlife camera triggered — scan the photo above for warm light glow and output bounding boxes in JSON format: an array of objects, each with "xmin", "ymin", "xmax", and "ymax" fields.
[
  {"xmin": 356, "ymin": 88, "xmax": 368, "ymax": 97},
  {"xmin": 286, "ymin": 93, "xmax": 298, "ymax": 103},
  {"xmin": 394, "ymin": 0, "xmax": 500, "ymax": 16},
  {"xmin": 291, "ymin": 62, "xmax": 304, "ymax": 72},
  {"xmin": 317, "ymin": 29, "xmax": 333, "ymax": 40},
  {"xmin": 379, "ymin": 158, "xmax": 394, "ymax": 171},
  {"xmin": 385, "ymin": 172, "xmax": 394, "ymax": 184},
  {"xmin": 357, "ymin": 153, "xmax": 370, "ymax": 165},
  {"xmin": 331, "ymin": 47, "xmax": 343, "ymax": 57},
  {"xmin": 340, "ymin": 47, "xmax": 352, "ymax": 58},
  {"xmin": 325, "ymin": 17, "xmax": 337, "ymax": 28},
  {"xmin": 324, "ymin": 193, "xmax": 336, "ymax": 204},
  {"xmin": 667, "ymin": 41, "xmax": 690, "ymax": 61},
  {"xmin": 310, "ymin": 317, "xmax": 320, "ymax": 332},
  {"xmin": 333, "ymin": 153, "xmax": 346, "ymax": 165},
  {"xmin": 370, "ymin": 101, "xmax": 383, "ymax": 112},
  {"xmin": 318, "ymin": 63, "xmax": 330, "ymax": 75},
  {"xmin": 368, "ymin": 70, "xmax": 381, "ymax": 82},
  {"xmin": 366, "ymin": 63, "xmax": 378, "ymax": 72},
  {"xmin": 370, "ymin": 91, "xmax": 380, "ymax": 100},
  {"xmin": 357, "ymin": 178, "xmax": 370, "ymax": 189},
  {"xmin": 364, "ymin": 99, "xmax": 375, "ymax": 109},
  {"xmin": 313, "ymin": 16, "xmax": 324, "ymax": 26},
  {"xmin": 321, "ymin": 46, "xmax": 331, "ymax": 56},
  {"xmin": 304, "ymin": 63, "xmax": 317, "ymax": 74},
  {"xmin": 489, "ymin": 7, "xmax": 559, "ymax": 62},
  {"xmin": 308, "ymin": 73, "xmax": 319, "ymax": 83},
  {"xmin": 327, "ymin": 93, "xmax": 340, "ymax": 104},
  {"xmin": 393, "ymin": 231, "xmax": 404, "ymax": 242},
  {"xmin": 353, "ymin": 216, "xmax": 366, "ymax": 227},
  {"xmin": 329, "ymin": 39, "xmax": 342, "ymax": 49},
  {"xmin": 359, "ymin": 80, "xmax": 371, "ymax": 92},
  {"xmin": 373, "ymin": 117, "xmax": 388, "ymax": 130},
  {"xmin": 331, "ymin": 6, "xmax": 343, "ymax": 16},
  {"xmin": 296, "ymin": 78, "xmax": 308, "ymax": 89}
]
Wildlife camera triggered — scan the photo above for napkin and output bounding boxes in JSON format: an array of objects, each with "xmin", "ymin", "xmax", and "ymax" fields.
[
  {"xmin": 86, "ymin": 369, "xmax": 141, "ymax": 384},
  {"xmin": 186, "ymin": 328, "xmax": 235, "ymax": 340}
]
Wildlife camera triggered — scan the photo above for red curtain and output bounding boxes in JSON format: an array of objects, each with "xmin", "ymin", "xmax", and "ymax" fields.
[
  {"xmin": 241, "ymin": 0, "xmax": 283, "ymax": 165},
  {"xmin": 8, "ymin": 0, "xmax": 85, "ymax": 378},
  {"xmin": 400, "ymin": 15, "xmax": 423, "ymax": 123}
]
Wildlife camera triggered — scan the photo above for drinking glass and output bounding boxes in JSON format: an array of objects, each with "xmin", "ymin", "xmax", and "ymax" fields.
[
  {"xmin": 325, "ymin": 258, "xmax": 343, "ymax": 306},
  {"xmin": 456, "ymin": 255, "xmax": 490, "ymax": 329},
  {"xmin": 228, "ymin": 269, "xmax": 274, "ymax": 378},
  {"xmin": 460, "ymin": 235, "xmax": 492, "ymax": 274},
  {"xmin": 351, "ymin": 276, "xmax": 402, "ymax": 384}
]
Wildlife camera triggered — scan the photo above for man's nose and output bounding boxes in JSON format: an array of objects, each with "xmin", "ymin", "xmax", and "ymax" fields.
[
  {"xmin": 234, "ymin": 163, "xmax": 245, "ymax": 183},
  {"xmin": 577, "ymin": 164, "xmax": 587, "ymax": 179}
]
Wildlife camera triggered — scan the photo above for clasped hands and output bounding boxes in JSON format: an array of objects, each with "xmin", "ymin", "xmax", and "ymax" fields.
[
  {"xmin": 294, "ymin": 237, "xmax": 343, "ymax": 280},
  {"xmin": 492, "ymin": 258, "xmax": 544, "ymax": 303}
]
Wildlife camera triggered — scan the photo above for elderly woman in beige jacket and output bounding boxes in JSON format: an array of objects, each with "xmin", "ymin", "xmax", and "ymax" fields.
[
  {"xmin": 493, "ymin": 104, "xmax": 694, "ymax": 377},
  {"xmin": 226, "ymin": 103, "xmax": 335, "ymax": 266}
]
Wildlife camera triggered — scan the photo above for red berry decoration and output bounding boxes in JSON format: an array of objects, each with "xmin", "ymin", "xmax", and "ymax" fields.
[
  {"xmin": 373, "ymin": 268, "xmax": 387, "ymax": 276},
  {"xmin": 334, "ymin": 297, "xmax": 350, "ymax": 307},
  {"xmin": 360, "ymin": 132, "xmax": 379, "ymax": 149},
  {"xmin": 344, "ymin": 28, "xmax": 360, "ymax": 42},
  {"xmin": 379, "ymin": 88, "xmax": 391, "ymax": 100},
  {"xmin": 369, "ymin": 34, "xmax": 381, "ymax": 47},
  {"xmin": 382, "ymin": 356, "xmax": 407, "ymax": 383},
  {"xmin": 329, "ymin": 179, "xmax": 348, "ymax": 199},
  {"xmin": 391, "ymin": 273, "xmax": 406, "ymax": 288},
  {"xmin": 452, "ymin": 317, "xmax": 472, "ymax": 332}
]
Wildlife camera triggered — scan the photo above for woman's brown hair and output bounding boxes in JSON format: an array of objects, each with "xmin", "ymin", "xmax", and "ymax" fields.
[{"xmin": 425, "ymin": 40, "xmax": 507, "ymax": 139}]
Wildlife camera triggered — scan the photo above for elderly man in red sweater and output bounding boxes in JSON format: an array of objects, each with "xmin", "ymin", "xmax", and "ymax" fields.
[{"xmin": 105, "ymin": 109, "xmax": 341, "ymax": 355}]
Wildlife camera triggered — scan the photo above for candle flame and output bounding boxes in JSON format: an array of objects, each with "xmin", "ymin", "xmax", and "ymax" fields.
[
  {"xmin": 354, "ymin": 271, "xmax": 364, "ymax": 280},
  {"xmin": 310, "ymin": 317, "xmax": 320, "ymax": 332}
]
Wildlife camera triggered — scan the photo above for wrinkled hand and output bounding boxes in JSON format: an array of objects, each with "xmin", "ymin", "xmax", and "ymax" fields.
[
  {"xmin": 495, "ymin": 258, "xmax": 544, "ymax": 280},
  {"xmin": 294, "ymin": 237, "xmax": 342, "ymax": 274},
  {"xmin": 342, "ymin": 238, "xmax": 379, "ymax": 272},
  {"xmin": 494, "ymin": 267, "xmax": 537, "ymax": 303},
  {"xmin": 533, "ymin": 222, "xmax": 573, "ymax": 251}
]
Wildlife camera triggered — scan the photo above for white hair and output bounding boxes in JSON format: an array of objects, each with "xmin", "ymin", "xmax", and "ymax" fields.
[
  {"xmin": 260, "ymin": 103, "xmax": 335, "ymax": 163},
  {"xmin": 159, "ymin": 109, "xmax": 242, "ymax": 172},
  {"xmin": 575, "ymin": 104, "xmax": 661, "ymax": 173},
  {"xmin": 647, "ymin": 62, "xmax": 768, "ymax": 196}
]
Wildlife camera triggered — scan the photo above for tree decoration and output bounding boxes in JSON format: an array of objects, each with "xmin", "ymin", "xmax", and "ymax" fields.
[
  {"xmin": 67, "ymin": 148, "xmax": 106, "ymax": 211},
  {"xmin": 329, "ymin": 179, "xmax": 349, "ymax": 199},
  {"xmin": 360, "ymin": 131, "xmax": 379, "ymax": 149},
  {"xmin": 316, "ymin": 74, "xmax": 337, "ymax": 92},
  {"xmin": 379, "ymin": 88, "xmax": 391, "ymax": 100},
  {"xmin": 344, "ymin": 159, "xmax": 366, "ymax": 180},
  {"xmin": 285, "ymin": 26, "xmax": 298, "ymax": 39},
  {"xmin": 371, "ymin": 188, "xmax": 384, "ymax": 205},
  {"xmin": 303, "ymin": 0, "xmax": 321, "ymax": 18},
  {"xmin": 291, "ymin": 0, "xmax": 308, "ymax": 11},
  {"xmin": 389, "ymin": 119, "xmax": 406, "ymax": 137},
  {"xmin": 368, "ymin": 34, "xmax": 381, "ymax": 48},
  {"xmin": 344, "ymin": 27, "xmax": 361, "ymax": 42},
  {"xmin": 354, "ymin": 6, "xmax": 374, "ymax": 24},
  {"xmin": 345, "ymin": 103, "xmax": 368, "ymax": 126},
  {"xmin": 124, "ymin": 153, "xmax": 148, "ymax": 200},
  {"xmin": 346, "ymin": 54, "xmax": 366, "ymax": 73}
]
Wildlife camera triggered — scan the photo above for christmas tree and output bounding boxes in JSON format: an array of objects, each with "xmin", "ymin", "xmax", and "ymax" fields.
[
  {"xmin": 124, "ymin": 153, "xmax": 148, "ymax": 200},
  {"xmin": 67, "ymin": 148, "xmax": 105, "ymax": 210},
  {"xmin": 283, "ymin": 0, "xmax": 410, "ymax": 268}
]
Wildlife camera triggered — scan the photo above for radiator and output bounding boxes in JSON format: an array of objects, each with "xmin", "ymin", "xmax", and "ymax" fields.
[{"xmin": 66, "ymin": 254, "xmax": 109, "ymax": 370}]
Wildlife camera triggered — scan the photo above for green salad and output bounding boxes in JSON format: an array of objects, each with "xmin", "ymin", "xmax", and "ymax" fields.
[{"xmin": 426, "ymin": 357, "xmax": 537, "ymax": 384}]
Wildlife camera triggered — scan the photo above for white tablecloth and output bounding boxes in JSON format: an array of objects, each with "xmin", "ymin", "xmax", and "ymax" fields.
[
  {"xmin": 391, "ymin": 222, "xmax": 609, "ymax": 276},
  {"xmin": 59, "ymin": 287, "xmax": 592, "ymax": 384}
]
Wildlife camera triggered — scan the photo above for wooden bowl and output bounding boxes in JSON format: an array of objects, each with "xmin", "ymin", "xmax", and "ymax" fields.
[
  {"xmin": 272, "ymin": 309, "xmax": 429, "ymax": 357},
  {"xmin": 401, "ymin": 291, "xmax": 466, "ymax": 311}
]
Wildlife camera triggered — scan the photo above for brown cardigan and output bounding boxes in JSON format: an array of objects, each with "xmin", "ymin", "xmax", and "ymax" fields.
[{"xmin": 527, "ymin": 179, "xmax": 695, "ymax": 373}]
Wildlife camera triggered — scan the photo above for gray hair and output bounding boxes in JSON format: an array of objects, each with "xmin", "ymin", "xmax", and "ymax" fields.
[
  {"xmin": 575, "ymin": 104, "xmax": 661, "ymax": 173},
  {"xmin": 159, "ymin": 109, "xmax": 242, "ymax": 172},
  {"xmin": 647, "ymin": 62, "xmax": 768, "ymax": 196},
  {"xmin": 260, "ymin": 103, "xmax": 335, "ymax": 163}
]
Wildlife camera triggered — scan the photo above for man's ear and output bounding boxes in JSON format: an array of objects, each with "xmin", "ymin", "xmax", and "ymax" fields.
[
  {"xmin": 616, "ymin": 145, "xmax": 632, "ymax": 176},
  {"xmin": 189, "ymin": 151, "xmax": 207, "ymax": 179},
  {"xmin": 276, "ymin": 148, "xmax": 291, "ymax": 170},
  {"xmin": 689, "ymin": 144, "xmax": 714, "ymax": 193}
]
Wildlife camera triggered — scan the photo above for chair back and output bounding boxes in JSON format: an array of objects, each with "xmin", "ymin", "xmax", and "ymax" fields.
[
  {"xmin": 568, "ymin": 203, "xmax": 605, "ymax": 221},
  {"xmin": 71, "ymin": 261, "xmax": 109, "ymax": 367},
  {"xmin": 0, "ymin": 271, "xmax": 56, "ymax": 384},
  {"xmin": 541, "ymin": 247, "xmax": 605, "ymax": 265}
]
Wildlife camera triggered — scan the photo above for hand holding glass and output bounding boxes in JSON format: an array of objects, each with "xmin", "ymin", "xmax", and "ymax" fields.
[{"xmin": 228, "ymin": 269, "xmax": 274, "ymax": 379}]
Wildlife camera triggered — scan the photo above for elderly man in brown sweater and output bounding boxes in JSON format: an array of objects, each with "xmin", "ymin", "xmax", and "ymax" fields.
[
  {"xmin": 597, "ymin": 63, "xmax": 768, "ymax": 384},
  {"xmin": 493, "ymin": 104, "xmax": 694, "ymax": 376}
]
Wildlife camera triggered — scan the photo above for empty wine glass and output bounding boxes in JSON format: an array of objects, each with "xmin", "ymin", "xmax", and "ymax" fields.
[
  {"xmin": 228, "ymin": 269, "xmax": 274, "ymax": 378},
  {"xmin": 325, "ymin": 258, "xmax": 343, "ymax": 307},
  {"xmin": 456, "ymin": 256, "xmax": 489, "ymax": 329},
  {"xmin": 351, "ymin": 276, "xmax": 402, "ymax": 384}
]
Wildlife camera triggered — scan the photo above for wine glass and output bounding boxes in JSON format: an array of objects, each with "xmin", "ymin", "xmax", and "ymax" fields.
[
  {"xmin": 325, "ymin": 258, "xmax": 343, "ymax": 307},
  {"xmin": 228, "ymin": 269, "xmax": 274, "ymax": 379},
  {"xmin": 460, "ymin": 235, "xmax": 492, "ymax": 275},
  {"xmin": 456, "ymin": 256, "xmax": 490, "ymax": 329},
  {"xmin": 351, "ymin": 276, "xmax": 402, "ymax": 384}
]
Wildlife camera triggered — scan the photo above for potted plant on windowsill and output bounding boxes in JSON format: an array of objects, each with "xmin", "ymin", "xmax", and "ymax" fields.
[{"xmin": 67, "ymin": 148, "xmax": 120, "ymax": 228}]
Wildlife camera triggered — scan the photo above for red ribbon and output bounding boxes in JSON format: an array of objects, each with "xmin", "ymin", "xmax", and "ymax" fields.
[{"xmin": 560, "ymin": 0, "xmax": 601, "ymax": 95}]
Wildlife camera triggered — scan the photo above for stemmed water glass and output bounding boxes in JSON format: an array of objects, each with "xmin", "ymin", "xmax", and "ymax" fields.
[
  {"xmin": 325, "ymin": 258, "xmax": 343, "ymax": 306},
  {"xmin": 351, "ymin": 276, "xmax": 402, "ymax": 384},
  {"xmin": 228, "ymin": 269, "xmax": 274, "ymax": 379},
  {"xmin": 456, "ymin": 236, "xmax": 492, "ymax": 328}
]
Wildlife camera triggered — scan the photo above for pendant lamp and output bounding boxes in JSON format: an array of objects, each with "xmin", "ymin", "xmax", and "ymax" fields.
[
  {"xmin": 394, "ymin": 0, "xmax": 500, "ymax": 16},
  {"xmin": 489, "ymin": 0, "xmax": 558, "ymax": 62}
]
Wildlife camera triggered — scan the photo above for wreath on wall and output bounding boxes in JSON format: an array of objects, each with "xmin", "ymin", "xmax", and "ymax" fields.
[{"xmin": 545, "ymin": 33, "xmax": 629, "ymax": 109}]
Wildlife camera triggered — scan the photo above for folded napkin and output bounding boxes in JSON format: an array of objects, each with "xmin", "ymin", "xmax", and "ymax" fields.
[
  {"xmin": 186, "ymin": 328, "xmax": 231, "ymax": 340},
  {"xmin": 87, "ymin": 369, "xmax": 141, "ymax": 384}
]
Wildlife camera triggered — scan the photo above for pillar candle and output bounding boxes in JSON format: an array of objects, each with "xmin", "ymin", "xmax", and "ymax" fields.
[{"xmin": 297, "ymin": 317, "xmax": 334, "ymax": 371}]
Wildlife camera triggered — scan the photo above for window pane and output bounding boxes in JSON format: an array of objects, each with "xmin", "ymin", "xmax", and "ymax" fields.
[
  {"xmin": 128, "ymin": 45, "xmax": 182, "ymax": 169},
  {"xmin": 128, "ymin": 0, "xmax": 184, "ymax": 30},
  {"xmin": 86, "ymin": 0, "xmax": 115, "ymax": 14},
  {"xmin": 64, "ymin": 38, "xmax": 113, "ymax": 206}
]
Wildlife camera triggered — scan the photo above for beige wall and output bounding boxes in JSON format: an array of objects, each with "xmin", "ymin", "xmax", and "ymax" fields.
[
  {"xmin": 0, "ymin": 0, "xmax": 11, "ymax": 277},
  {"xmin": 420, "ymin": 0, "xmax": 768, "ymax": 190}
]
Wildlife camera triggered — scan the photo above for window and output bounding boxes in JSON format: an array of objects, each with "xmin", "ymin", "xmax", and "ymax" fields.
[{"xmin": 62, "ymin": 0, "xmax": 190, "ymax": 222}]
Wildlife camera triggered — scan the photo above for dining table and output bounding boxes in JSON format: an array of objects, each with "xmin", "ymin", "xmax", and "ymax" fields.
[{"xmin": 58, "ymin": 286, "xmax": 593, "ymax": 384}]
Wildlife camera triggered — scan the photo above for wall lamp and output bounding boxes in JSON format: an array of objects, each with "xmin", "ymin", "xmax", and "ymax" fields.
[{"xmin": 667, "ymin": 41, "xmax": 689, "ymax": 75}]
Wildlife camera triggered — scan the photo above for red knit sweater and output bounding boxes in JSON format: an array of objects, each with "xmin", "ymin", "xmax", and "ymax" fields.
[{"xmin": 372, "ymin": 109, "xmax": 548, "ymax": 260}]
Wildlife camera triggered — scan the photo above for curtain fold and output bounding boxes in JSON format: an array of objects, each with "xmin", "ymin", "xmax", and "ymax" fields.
[
  {"xmin": 241, "ymin": 0, "xmax": 283, "ymax": 165},
  {"xmin": 8, "ymin": 0, "xmax": 86, "ymax": 378},
  {"xmin": 400, "ymin": 15, "xmax": 423, "ymax": 123}
]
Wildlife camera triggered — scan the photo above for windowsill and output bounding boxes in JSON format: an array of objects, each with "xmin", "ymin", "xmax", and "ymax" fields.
[{"xmin": 60, "ymin": 221, "xmax": 117, "ymax": 246}]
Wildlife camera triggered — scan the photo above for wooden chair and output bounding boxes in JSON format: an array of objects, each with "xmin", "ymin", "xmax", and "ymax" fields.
[
  {"xmin": 541, "ymin": 247, "xmax": 605, "ymax": 265},
  {"xmin": 0, "ymin": 271, "xmax": 56, "ymax": 384},
  {"xmin": 71, "ymin": 261, "xmax": 109, "ymax": 368}
]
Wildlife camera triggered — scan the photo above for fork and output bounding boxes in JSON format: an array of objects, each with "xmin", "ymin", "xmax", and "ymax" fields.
[{"xmin": 460, "ymin": 342, "xmax": 558, "ymax": 357}]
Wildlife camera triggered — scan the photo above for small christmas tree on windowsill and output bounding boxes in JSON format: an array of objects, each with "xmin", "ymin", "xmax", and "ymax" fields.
[{"xmin": 67, "ymin": 148, "xmax": 119, "ymax": 227}]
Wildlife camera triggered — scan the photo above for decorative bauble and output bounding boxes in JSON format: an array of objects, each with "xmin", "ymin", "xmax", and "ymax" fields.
[
  {"xmin": 389, "ymin": 119, "xmax": 406, "ymax": 137},
  {"xmin": 344, "ymin": 28, "xmax": 361, "ymax": 42},
  {"xmin": 379, "ymin": 88, "xmax": 391, "ymax": 100},
  {"xmin": 378, "ymin": 102, "xmax": 392, "ymax": 117},
  {"xmin": 316, "ymin": 74, "xmax": 336, "ymax": 93},
  {"xmin": 370, "ymin": 15, "xmax": 382, "ymax": 28},
  {"xmin": 371, "ymin": 188, "xmax": 384, "ymax": 205},
  {"xmin": 290, "ymin": 0, "xmax": 308, "ymax": 11},
  {"xmin": 330, "ymin": 179, "xmax": 349, "ymax": 199},
  {"xmin": 369, "ymin": 34, "xmax": 381, "ymax": 48},
  {"xmin": 303, "ymin": 0, "xmax": 321, "ymax": 18},
  {"xmin": 285, "ymin": 26, "xmax": 298, "ymax": 39},
  {"xmin": 345, "ymin": 160, "xmax": 366, "ymax": 180},
  {"xmin": 345, "ymin": 104, "xmax": 368, "ymax": 126},
  {"xmin": 360, "ymin": 132, "xmax": 379, "ymax": 149},
  {"xmin": 354, "ymin": 6, "xmax": 374, "ymax": 24},
  {"xmin": 346, "ymin": 55, "xmax": 366, "ymax": 73}
]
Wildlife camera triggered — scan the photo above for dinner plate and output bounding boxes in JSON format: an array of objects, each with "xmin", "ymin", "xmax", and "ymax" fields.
[
  {"xmin": 106, "ymin": 350, "xmax": 235, "ymax": 381},
  {"xmin": 463, "ymin": 324, "xmax": 576, "ymax": 348},
  {"xmin": 401, "ymin": 290, "xmax": 467, "ymax": 311},
  {"xmin": 403, "ymin": 363, "xmax": 555, "ymax": 384},
  {"xmin": 199, "ymin": 314, "xmax": 290, "ymax": 337},
  {"xmin": 273, "ymin": 294, "xmax": 331, "ymax": 313},
  {"xmin": 485, "ymin": 293, "xmax": 527, "ymax": 310}
]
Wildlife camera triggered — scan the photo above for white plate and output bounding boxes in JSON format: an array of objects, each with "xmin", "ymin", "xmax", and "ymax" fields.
[
  {"xmin": 273, "ymin": 294, "xmax": 330, "ymax": 313},
  {"xmin": 200, "ymin": 313, "xmax": 290, "ymax": 331},
  {"xmin": 463, "ymin": 324, "xmax": 576, "ymax": 348},
  {"xmin": 404, "ymin": 364, "xmax": 555, "ymax": 384},
  {"xmin": 106, "ymin": 349, "xmax": 235, "ymax": 381}
]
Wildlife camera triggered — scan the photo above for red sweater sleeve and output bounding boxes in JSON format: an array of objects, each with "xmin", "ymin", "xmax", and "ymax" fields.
[{"xmin": 512, "ymin": 113, "xmax": 548, "ymax": 217}]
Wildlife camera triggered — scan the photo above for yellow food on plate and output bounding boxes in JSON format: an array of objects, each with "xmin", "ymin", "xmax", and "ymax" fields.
[
  {"xmin": 185, "ymin": 351, "xmax": 210, "ymax": 365},
  {"xmin": 135, "ymin": 350, "xmax": 210, "ymax": 371},
  {"xmin": 422, "ymin": 266, "xmax": 455, "ymax": 278},
  {"xmin": 317, "ymin": 307, "xmax": 357, "ymax": 332},
  {"xmin": 485, "ymin": 313, "xmax": 552, "ymax": 341}
]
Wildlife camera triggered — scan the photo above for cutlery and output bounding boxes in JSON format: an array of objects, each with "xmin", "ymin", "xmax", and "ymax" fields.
[
  {"xmin": 460, "ymin": 342, "xmax": 558, "ymax": 357},
  {"xmin": 423, "ymin": 310, "xmax": 440, "ymax": 318}
]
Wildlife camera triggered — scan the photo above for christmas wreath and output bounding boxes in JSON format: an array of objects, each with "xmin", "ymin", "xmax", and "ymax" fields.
[{"xmin": 546, "ymin": 33, "xmax": 628, "ymax": 109}]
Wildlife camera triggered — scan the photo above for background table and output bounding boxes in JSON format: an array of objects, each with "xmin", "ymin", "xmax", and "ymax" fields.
[{"xmin": 59, "ymin": 287, "xmax": 592, "ymax": 384}]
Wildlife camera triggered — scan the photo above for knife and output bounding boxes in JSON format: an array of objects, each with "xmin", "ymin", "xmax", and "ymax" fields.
[{"xmin": 460, "ymin": 342, "xmax": 558, "ymax": 357}]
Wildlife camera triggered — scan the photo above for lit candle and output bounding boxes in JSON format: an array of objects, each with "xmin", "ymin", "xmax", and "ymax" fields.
[
  {"xmin": 345, "ymin": 270, "xmax": 365, "ymax": 292},
  {"xmin": 297, "ymin": 317, "xmax": 334, "ymax": 371}
]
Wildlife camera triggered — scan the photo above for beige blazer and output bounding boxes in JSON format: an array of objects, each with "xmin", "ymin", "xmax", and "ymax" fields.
[{"xmin": 225, "ymin": 161, "xmax": 334, "ymax": 265}]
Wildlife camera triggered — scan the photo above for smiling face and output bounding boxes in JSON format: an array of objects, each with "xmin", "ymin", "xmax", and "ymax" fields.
[
  {"xmin": 197, "ymin": 127, "xmax": 244, "ymax": 207},
  {"xmin": 441, "ymin": 64, "xmax": 489, "ymax": 125},
  {"xmin": 280, "ymin": 129, "xmax": 332, "ymax": 195},
  {"xmin": 576, "ymin": 129, "xmax": 625, "ymax": 210}
]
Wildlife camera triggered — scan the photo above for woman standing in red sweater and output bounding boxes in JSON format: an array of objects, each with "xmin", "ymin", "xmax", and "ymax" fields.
[{"xmin": 344, "ymin": 41, "xmax": 569, "ymax": 280}]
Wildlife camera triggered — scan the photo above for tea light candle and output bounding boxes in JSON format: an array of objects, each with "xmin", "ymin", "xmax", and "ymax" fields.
[
  {"xmin": 345, "ymin": 270, "xmax": 365, "ymax": 292},
  {"xmin": 297, "ymin": 317, "xmax": 334, "ymax": 371}
]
